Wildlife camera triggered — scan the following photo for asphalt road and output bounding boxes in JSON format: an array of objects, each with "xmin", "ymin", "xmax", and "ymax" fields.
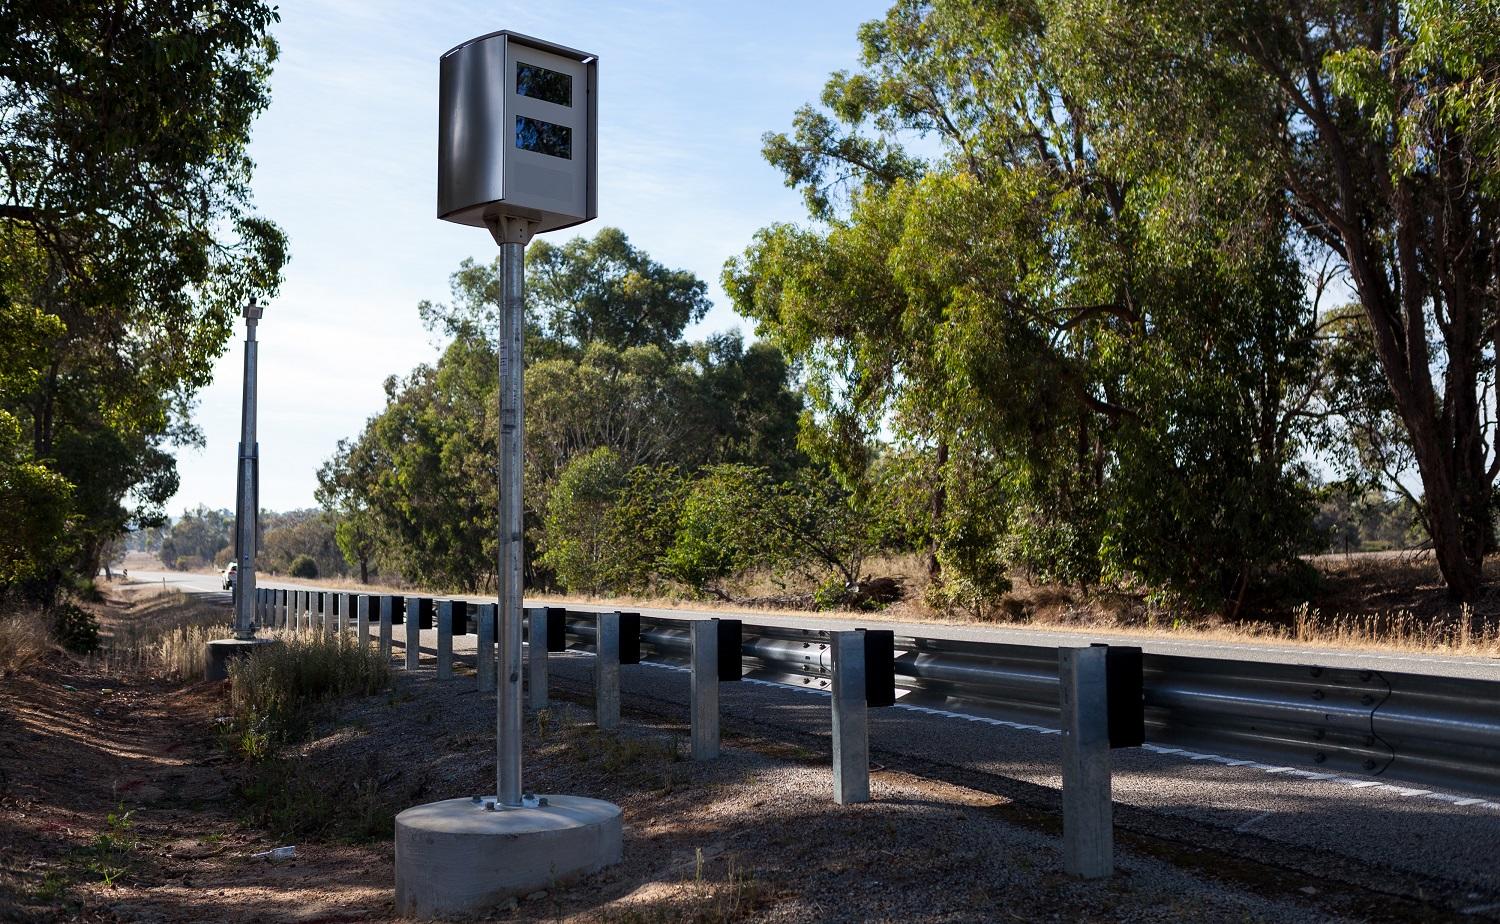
[
  {"xmin": 128, "ymin": 568, "xmax": 1500, "ymax": 912},
  {"xmin": 130, "ymin": 568, "xmax": 1500, "ymax": 682}
]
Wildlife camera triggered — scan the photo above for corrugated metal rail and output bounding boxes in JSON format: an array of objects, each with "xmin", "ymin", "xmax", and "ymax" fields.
[{"xmin": 559, "ymin": 611, "xmax": 1500, "ymax": 798}]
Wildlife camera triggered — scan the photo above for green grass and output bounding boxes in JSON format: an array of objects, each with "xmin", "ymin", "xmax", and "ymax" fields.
[
  {"xmin": 225, "ymin": 630, "xmax": 391, "ymax": 754},
  {"xmin": 223, "ymin": 632, "xmax": 396, "ymax": 841},
  {"xmin": 235, "ymin": 754, "xmax": 395, "ymax": 842}
]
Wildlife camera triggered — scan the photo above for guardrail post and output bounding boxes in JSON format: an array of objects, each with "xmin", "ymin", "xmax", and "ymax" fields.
[
  {"xmin": 526, "ymin": 607, "xmax": 548, "ymax": 709},
  {"xmin": 1060, "ymin": 646, "xmax": 1112, "ymax": 879},
  {"xmin": 334, "ymin": 592, "xmax": 345, "ymax": 633},
  {"xmin": 378, "ymin": 595, "xmax": 394, "ymax": 659},
  {"xmin": 436, "ymin": 600, "xmax": 454, "ymax": 680},
  {"xmin": 596, "ymin": 611, "xmax": 620, "ymax": 730},
  {"xmin": 691, "ymin": 619, "xmax": 720, "ymax": 760},
  {"xmin": 831, "ymin": 630, "xmax": 870, "ymax": 804},
  {"xmin": 477, "ymin": 603, "xmax": 496, "ymax": 693},
  {"xmin": 322, "ymin": 592, "xmax": 333, "ymax": 636},
  {"xmin": 404, "ymin": 596, "xmax": 420, "ymax": 670},
  {"xmin": 356, "ymin": 594, "xmax": 370, "ymax": 648},
  {"xmin": 293, "ymin": 590, "xmax": 304, "ymax": 632}
]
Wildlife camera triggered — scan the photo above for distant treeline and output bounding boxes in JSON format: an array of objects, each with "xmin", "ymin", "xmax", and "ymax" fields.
[{"xmin": 137, "ymin": 507, "xmax": 350, "ymax": 581}]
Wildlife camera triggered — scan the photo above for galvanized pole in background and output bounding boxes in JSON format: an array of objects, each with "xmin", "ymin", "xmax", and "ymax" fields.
[
  {"xmin": 495, "ymin": 216, "xmax": 534, "ymax": 808},
  {"xmin": 232, "ymin": 297, "xmax": 262, "ymax": 641}
]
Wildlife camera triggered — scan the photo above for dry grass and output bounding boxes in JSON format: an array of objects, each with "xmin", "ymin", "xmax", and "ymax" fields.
[
  {"xmin": 0, "ymin": 609, "xmax": 52, "ymax": 677},
  {"xmin": 226, "ymin": 630, "xmax": 391, "ymax": 757},
  {"xmin": 92, "ymin": 590, "xmax": 230, "ymax": 679},
  {"xmin": 1290, "ymin": 602, "xmax": 1500, "ymax": 652},
  {"xmin": 606, "ymin": 852, "xmax": 764, "ymax": 924},
  {"xmin": 536, "ymin": 551, "xmax": 1500, "ymax": 657}
]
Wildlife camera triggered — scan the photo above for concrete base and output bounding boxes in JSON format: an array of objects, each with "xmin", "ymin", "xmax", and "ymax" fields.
[
  {"xmin": 395, "ymin": 794, "xmax": 622, "ymax": 919},
  {"xmin": 204, "ymin": 637, "xmax": 277, "ymax": 681}
]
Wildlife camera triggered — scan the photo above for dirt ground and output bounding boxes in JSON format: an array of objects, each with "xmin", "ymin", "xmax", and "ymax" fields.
[{"xmin": 1, "ymin": 589, "xmax": 1477, "ymax": 923}]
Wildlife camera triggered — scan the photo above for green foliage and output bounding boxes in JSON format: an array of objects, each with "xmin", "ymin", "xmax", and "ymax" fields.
[
  {"xmin": 0, "ymin": 407, "xmax": 72, "ymax": 587},
  {"xmin": 0, "ymin": 0, "xmax": 287, "ymax": 597},
  {"xmin": 667, "ymin": 465, "xmax": 775, "ymax": 594},
  {"xmin": 600, "ymin": 465, "xmax": 689, "ymax": 592},
  {"xmin": 666, "ymin": 465, "xmax": 875, "ymax": 604},
  {"xmin": 419, "ymin": 227, "xmax": 710, "ymax": 355},
  {"xmin": 226, "ymin": 633, "xmax": 390, "ymax": 753},
  {"xmin": 726, "ymin": 0, "xmax": 1326, "ymax": 608},
  {"xmin": 158, "ymin": 506, "xmax": 233, "ymax": 571},
  {"xmin": 288, "ymin": 555, "xmax": 319, "ymax": 579},
  {"xmin": 261, "ymin": 510, "xmax": 346, "ymax": 579},
  {"xmin": 1055, "ymin": 0, "xmax": 1500, "ymax": 597},
  {"xmin": 324, "ymin": 229, "xmax": 804, "ymax": 594},
  {"xmin": 49, "ymin": 601, "xmax": 99, "ymax": 654},
  {"xmin": 540, "ymin": 448, "xmax": 628, "ymax": 594},
  {"xmin": 235, "ymin": 754, "xmax": 393, "ymax": 842}
]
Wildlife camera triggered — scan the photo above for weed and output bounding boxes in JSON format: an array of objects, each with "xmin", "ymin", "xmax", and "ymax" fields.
[
  {"xmin": 606, "ymin": 852, "xmax": 762, "ymax": 923},
  {"xmin": 77, "ymin": 803, "xmax": 135, "ymax": 887},
  {"xmin": 33, "ymin": 870, "xmax": 68, "ymax": 902},
  {"xmin": 51, "ymin": 602, "xmax": 100, "ymax": 654},
  {"xmin": 236, "ymin": 755, "xmax": 395, "ymax": 842},
  {"xmin": 91, "ymin": 591, "xmax": 227, "ymax": 678},
  {"xmin": 225, "ymin": 630, "xmax": 391, "ymax": 756}
]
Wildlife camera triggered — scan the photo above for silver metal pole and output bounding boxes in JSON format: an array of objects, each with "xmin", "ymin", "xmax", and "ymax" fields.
[
  {"xmin": 1060, "ymin": 646, "xmax": 1113, "ymax": 878},
  {"xmin": 357, "ymin": 594, "xmax": 370, "ymax": 648},
  {"xmin": 496, "ymin": 217, "xmax": 532, "ymax": 808},
  {"xmin": 526, "ymin": 607, "xmax": 549, "ymax": 709},
  {"xmin": 378, "ymin": 595, "xmax": 393, "ymax": 658},
  {"xmin": 437, "ymin": 600, "xmax": 454, "ymax": 680},
  {"xmin": 232, "ymin": 298, "xmax": 261, "ymax": 641},
  {"xmin": 405, "ymin": 596, "xmax": 420, "ymax": 670},
  {"xmin": 690, "ymin": 619, "xmax": 720, "ymax": 760},
  {"xmin": 595, "ymin": 612, "xmax": 621, "ymax": 730},
  {"xmin": 477, "ymin": 603, "xmax": 496, "ymax": 693},
  {"xmin": 831, "ymin": 630, "xmax": 870, "ymax": 804}
]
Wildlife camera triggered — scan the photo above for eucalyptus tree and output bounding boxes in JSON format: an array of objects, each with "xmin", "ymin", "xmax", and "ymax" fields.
[
  {"xmin": 0, "ymin": 0, "xmax": 288, "ymax": 592},
  {"xmin": 727, "ymin": 0, "xmax": 1322, "ymax": 606},
  {"xmin": 1054, "ymin": 0, "xmax": 1500, "ymax": 598}
]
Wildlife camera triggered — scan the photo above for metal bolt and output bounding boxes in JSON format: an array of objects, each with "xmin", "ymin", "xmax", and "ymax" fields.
[
  {"xmin": 1360, "ymin": 694, "xmax": 1375, "ymax": 706},
  {"xmin": 1359, "ymin": 671, "xmax": 1373, "ymax": 682},
  {"xmin": 1313, "ymin": 728, "xmax": 1326, "ymax": 740},
  {"xmin": 1311, "ymin": 689, "xmax": 1325, "ymax": 700},
  {"xmin": 1309, "ymin": 666, "xmax": 1323, "ymax": 678},
  {"xmin": 485, "ymin": 800, "xmax": 496, "ymax": 811},
  {"xmin": 1314, "ymin": 752, "xmax": 1326, "ymax": 763},
  {"xmin": 471, "ymin": 795, "xmax": 482, "ymax": 803},
  {"xmin": 1363, "ymin": 759, "xmax": 1377, "ymax": 771}
]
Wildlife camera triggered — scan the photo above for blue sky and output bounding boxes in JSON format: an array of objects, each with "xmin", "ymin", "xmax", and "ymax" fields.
[{"xmin": 171, "ymin": 0, "xmax": 884, "ymax": 513}]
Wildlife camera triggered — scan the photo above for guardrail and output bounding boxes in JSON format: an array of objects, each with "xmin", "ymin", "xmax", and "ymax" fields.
[
  {"xmin": 554, "ymin": 610, "xmax": 1500, "ymax": 799},
  {"xmin": 254, "ymin": 588, "xmax": 1500, "ymax": 799}
]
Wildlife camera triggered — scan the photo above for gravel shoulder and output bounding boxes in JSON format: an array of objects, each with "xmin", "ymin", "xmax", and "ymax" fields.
[{"xmin": 1, "ymin": 600, "xmax": 1484, "ymax": 922}]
